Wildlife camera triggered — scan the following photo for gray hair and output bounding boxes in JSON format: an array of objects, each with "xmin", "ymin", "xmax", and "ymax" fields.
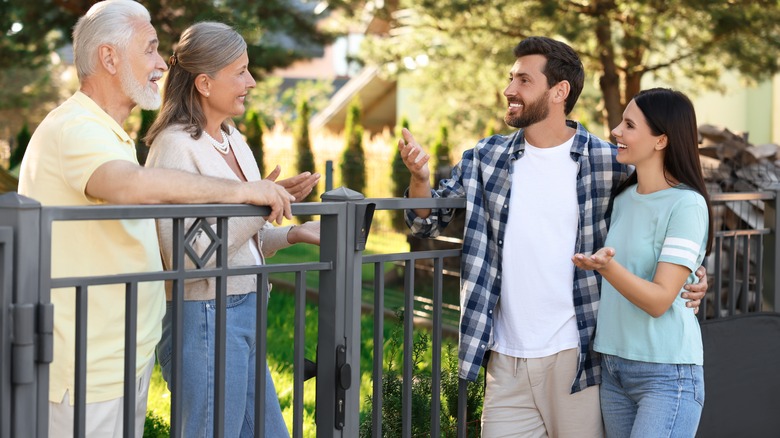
[
  {"xmin": 72, "ymin": 0, "xmax": 151, "ymax": 80},
  {"xmin": 145, "ymin": 22, "xmax": 247, "ymax": 145},
  {"xmin": 172, "ymin": 21, "xmax": 246, "ymax": 79}
]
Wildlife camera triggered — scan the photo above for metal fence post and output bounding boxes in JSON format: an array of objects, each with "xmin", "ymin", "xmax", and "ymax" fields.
[
  {"xmin": 317, "ymin": 187, "xmax": 373, "ymax": 437},
  {"xmin": 0, "ymin": 193, "xmax": 47, "ymax": 438},
  {"xmin": 325, "ymin": 160, "xmax": 333, "ymax": 192},
  {"xmin": 763, "ymin": 187, "xmax": 780, "ymax": 312}
]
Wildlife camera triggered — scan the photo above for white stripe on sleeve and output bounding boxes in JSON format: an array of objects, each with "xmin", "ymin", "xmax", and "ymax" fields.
[
  {"xmin": 660, "ymin": 247, "xmax": 699, "ymax": 264},
  {"xmin": 663, "ymin": 237, "xmax": 700, "ymax": 252}
]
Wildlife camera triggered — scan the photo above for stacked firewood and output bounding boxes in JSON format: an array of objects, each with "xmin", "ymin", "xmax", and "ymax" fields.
[
  {"xmin": 698, "ymin": 124, "xmax": 780, "ymax": 191},
  {"xmin": 696, "ymin": 124, "xmax": 778, "ymax": 316}
]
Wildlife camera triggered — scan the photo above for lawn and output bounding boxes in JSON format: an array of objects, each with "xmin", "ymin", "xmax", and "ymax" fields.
[{"xmin": 144, "ymin": 227, "xmax": 470, "ymax": 436}]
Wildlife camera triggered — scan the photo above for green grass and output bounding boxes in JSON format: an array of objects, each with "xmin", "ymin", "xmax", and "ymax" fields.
[
  {"xmin": 269, "ymin": 228, "xmax": 461, "ymax": 326},
  {"xmin": 266, "ymin": 227, "xmax": 411, "ymax": 287},
  {"xmin": 145, "ymin": 289, "xmax": 462, "ymax": 436},
  {"xmin": 146, "ymin": 363, "xmax": 170, "ymax": 425},
  {"xmin": 144, "ymin": 227, "xmax": 464, "ymax": 435}
]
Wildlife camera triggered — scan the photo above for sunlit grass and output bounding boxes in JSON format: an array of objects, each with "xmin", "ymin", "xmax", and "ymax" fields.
[
  {"xmin": 144, "ymin": 227, "xmax": 449, "ymax": 434},
  {"xmin": 145, "ymin": 287, "xmax": 457, "ymax": 435},
  {"xmin": 146, "ymin": 363, "xmax": 170, "ymax": 423}
]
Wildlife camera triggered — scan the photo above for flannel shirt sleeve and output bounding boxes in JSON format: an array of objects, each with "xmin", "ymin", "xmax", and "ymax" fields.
[{"xmin": 404, "ymin": 155, "xmax": 468, "ymax": 238}]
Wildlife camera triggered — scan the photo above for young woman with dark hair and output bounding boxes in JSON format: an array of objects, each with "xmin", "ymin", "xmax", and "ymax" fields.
[{"xmin": 573, "ymin": 87, "xmax": 712, "ymax": 437}]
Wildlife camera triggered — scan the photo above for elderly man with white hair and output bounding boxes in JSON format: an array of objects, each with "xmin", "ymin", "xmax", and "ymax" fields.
[{"xmin": 18, "ymin": 1, "xmax": 313, "ymax": 436}]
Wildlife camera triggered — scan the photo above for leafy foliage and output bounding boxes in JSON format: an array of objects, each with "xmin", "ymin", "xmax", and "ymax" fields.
[
  {"xmin": 1, "ymin": 0, "xmax": 337, "ymax": 75},
  {"xmin": 340, "ymin": 98, "xmax": 366, "ymax": 193},
  {"xmin": 0, "ymin": 0, "xmax": 339, "ymax": 143},
  {"xmin": 143, "ymin": 411, "xmax": 170, "ymax": 438},
  {"xmin": 0, "ymin": 63, "xmax": 70, "ymax": 150},
  {"xmin": 280, "ymin": 80, "xmax": 335, "ymax": 127},
  {"xmin": 0, "ymin": 0, "xmax": 72, "ymax": 70},
  {"xmin": 354, "ymin": 0, "xmax": 780, "ymax": 136},
  {"xmin": 358, "ymin": 309, "xmax": 484, "ymax": 437}
]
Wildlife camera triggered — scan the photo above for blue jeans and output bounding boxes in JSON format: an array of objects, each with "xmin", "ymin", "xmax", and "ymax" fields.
[
  {"xmin": 157, "ymin": 293, "xmax": 289, "ymax": 438},
  {"xmin": 600, "ymin": 354, "xmax": 704, "ymax": 438}
]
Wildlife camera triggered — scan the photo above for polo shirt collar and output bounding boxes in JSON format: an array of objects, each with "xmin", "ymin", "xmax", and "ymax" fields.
[{"xmin": 72, "ymin": 91, "xmax": 133, "ymax": 144}]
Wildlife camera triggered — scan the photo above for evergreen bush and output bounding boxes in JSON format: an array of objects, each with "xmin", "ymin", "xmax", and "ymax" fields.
[
  {"xmin": 431, "ymin": 124, "xmax": 452, "ymax": 185},
  {"xmin": 359, "ymin": 309, "xmax": 484, "ymax": 437},
  {"xmin": 244, "ymin": 110, "xmax": 266, "ymax": 177},
  {"xmin": 295, "ymin": 99, "xmax": 317, "ymax": 221},
  {"xmin": 136, "ymin": 109, "xmax": 157, "ymax": 166},
  {"xmin": 135, "ymin": 110, "xmax": 157, "ymax": 166},
  {"xmin": 143, "ymin": 412, "xmax": 170, "ymax": 438},
  {"xmin": 390, "ymin": 117, "xmax": 412, "ymax": 232},
  {"xmin": 340, "ymin": 98, "xmax": 366, "ymax": 193},
  {"xmin": 9, "ymin": 123, "xmax": 31, "ymax": 170}
]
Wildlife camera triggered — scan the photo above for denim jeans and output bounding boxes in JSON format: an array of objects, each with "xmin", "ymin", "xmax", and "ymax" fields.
[
  {"xmin": 600, "ymin": 354, "xmax": 704, "ymax": 438},
  {"xmin": 157, "ymin": 293, "xmax": 289, "ymax": 438}
]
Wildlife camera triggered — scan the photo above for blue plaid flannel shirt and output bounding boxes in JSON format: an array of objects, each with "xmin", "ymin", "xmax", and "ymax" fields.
[{"xmin": 406, "ymin": 121, "xmax": 629, "ymax": 393}]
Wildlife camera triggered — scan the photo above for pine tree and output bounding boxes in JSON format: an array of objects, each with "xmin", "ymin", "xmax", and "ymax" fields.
[
  {"xmin": 431, "ymin": 124, "xmax": 452, "ymax": 186},
  {"xmin": 295, "ymin": 99, "xmax": 317, "ymax": 221},
  {"xmin": 340, "ymin": 98, "xmax": 365, "ymax": 193},
  {"xmin": 135, "ymin": 109, "xmax": 157, "ymax": 166},
  {"xmin": 390, "ymin": 117, "xmax": 412, "ymax": 232},
  {"xmin": 9, "ymin": 123, "xmax": 30, "ymax": 170},
  {"xmin": 244, "ymin": 110, "xmax": 266, "ymax": 177}
]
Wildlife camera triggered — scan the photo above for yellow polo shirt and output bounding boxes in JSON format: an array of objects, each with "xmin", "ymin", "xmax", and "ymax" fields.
[{"xmin": 18, "ymin": 91, "xmax": 165, "ymax": 404}]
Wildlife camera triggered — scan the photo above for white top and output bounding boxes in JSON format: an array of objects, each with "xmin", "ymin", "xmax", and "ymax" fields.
[
  {"xmin": 145, "ymin": 124, "xmax": 292, "ymax": 301},
  {"xmin": 492, "ymin": 136, "xmax": 580, "ymax": 358}
]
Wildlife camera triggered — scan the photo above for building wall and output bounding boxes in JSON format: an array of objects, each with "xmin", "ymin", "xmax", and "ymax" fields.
[
  {"xmin": 773, "ymin": 75, "xmax": 780, "ymax": 144},
  {"xmin": 652, "ymin": 72, "xmax": 778, "ymax": 145}
]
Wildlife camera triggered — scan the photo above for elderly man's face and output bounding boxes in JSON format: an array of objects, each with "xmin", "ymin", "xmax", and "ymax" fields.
[{"xmin": 118, "ymin": 19, "xmax": 167, "ymax": 110}]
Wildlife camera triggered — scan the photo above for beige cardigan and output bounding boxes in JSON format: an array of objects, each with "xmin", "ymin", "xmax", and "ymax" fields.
[{"xmin": 146, "ymin": 125, "xmax": 292, "ymax": 301}]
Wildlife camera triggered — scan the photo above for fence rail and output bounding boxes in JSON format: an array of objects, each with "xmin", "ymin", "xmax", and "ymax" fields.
[{"xmin": 0, "ymin": 188, "xmax": 777, "ymax": 437}]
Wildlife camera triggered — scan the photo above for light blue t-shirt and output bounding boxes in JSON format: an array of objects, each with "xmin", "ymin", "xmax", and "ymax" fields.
[{"xmin": 593, "ymin": 184, "xmax": 708, "ymax": 365}]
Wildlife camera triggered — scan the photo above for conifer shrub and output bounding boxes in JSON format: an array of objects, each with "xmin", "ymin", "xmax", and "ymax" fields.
[
  {"xmin": 244, "ymin": 110, "xmax": 266, "ymax": 177},
  {"xmin": 431, "ymin": 124, "xmax": 452, "ymax": 185},
  {"xmin": 390, "ymin": 117, "xmax": 412, "ymax": 232},
  {"xmin": 136, "ymin": 109, "xmax": 157, "ymax": 166},
  {"xmin": 340, "ymin": 98, "xmax": 366, "ymax": 194},
  {"xmin": 9, "ymin": 123, "xmax": 31, "ymax": 170},
  {"xmin": 295, "ymin": 99, "xmax": 317, "ymax": 221}
]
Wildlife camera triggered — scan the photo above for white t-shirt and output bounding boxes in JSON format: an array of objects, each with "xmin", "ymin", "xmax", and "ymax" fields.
[{"xmin": 492, "ymin": 136, "xmax": 581, "ymax": 358}]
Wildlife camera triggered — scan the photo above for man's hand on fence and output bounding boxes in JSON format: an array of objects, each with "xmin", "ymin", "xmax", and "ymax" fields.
[{"xmin": 682, "ymin": 266, "xmax": 708, "ymax": 314}]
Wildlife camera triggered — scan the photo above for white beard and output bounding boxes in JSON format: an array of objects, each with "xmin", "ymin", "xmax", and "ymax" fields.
[{"xmin": 119, "ymin": 64, "xmax": 161, "ymax": 110}]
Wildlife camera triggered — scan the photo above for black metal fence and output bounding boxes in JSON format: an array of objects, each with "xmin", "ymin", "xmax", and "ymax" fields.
[{"xmin": 0, "ymin": 188, "xmax": 778, "ymax": 438}]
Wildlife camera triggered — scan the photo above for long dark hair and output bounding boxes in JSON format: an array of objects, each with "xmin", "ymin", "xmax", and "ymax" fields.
[{"xmin": 613, "ymin": 88, "xmax": 713, "ymax": 254}]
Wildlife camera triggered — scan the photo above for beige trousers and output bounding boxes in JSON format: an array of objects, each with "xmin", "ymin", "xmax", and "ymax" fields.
[
  {"xmin": 48, "ymin": 357, "xmax": 154, "ymax": 438},
  {"xmin": 481, "ymin": 349, "xmax": 604, "ymax": 438}
]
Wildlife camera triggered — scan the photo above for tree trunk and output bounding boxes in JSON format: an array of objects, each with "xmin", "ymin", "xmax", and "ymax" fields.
[
  {"xmin": 595, "ymin": 19, "xmax": 623, "ymax": 138},
  {"xmin": 624, "ymin": 72, "xmax": 642, "ymax": 107}
]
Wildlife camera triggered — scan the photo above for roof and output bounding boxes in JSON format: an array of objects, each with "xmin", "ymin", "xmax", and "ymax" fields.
[{"xmin": 309, "ymin": 66, "xmax": 397, "ymax": 135}]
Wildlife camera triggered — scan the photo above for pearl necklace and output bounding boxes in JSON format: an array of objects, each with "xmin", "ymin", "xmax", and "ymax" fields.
[{"xmin": 203, "ymin": 129, "xmax": 230, "ymax": 155}]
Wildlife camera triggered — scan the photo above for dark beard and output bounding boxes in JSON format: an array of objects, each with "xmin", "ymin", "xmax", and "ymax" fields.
[{"xmin": 504, "ymin": 90, "xmax": 550, "ymax": 129}]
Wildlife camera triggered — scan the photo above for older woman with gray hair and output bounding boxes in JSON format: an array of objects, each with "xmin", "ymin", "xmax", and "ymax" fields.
[{"xmin": 146, "ymin": 22, "xmax": 319, "ymax": 437}]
